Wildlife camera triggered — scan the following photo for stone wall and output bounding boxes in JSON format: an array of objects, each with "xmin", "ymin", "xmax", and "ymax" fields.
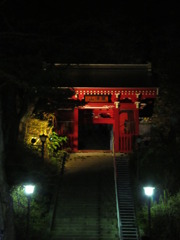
[
  {"xmin": 24, "ymin": 118, "xmax": 51, "ymax": 146},
  {"xmin": 18, "ymin": 114, "xmax": 55, "ymax": 160}
]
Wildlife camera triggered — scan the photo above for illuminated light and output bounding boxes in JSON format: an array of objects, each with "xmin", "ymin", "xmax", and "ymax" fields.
[
  {"xmin": 24, "ymin": 185, "xmax": 35, "ymax": 195},
  {"xmin": 144, "ymin": 186, "xmax": 155, "ymax": 239},
  {"xmin": 143, "ymin": 187, "xmax": 155, "ymax": 197}
]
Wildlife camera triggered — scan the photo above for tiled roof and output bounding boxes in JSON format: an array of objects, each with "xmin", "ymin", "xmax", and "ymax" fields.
[{"xmin": 54, "ymin": 63, "xmax": 157, "ymax": 88}]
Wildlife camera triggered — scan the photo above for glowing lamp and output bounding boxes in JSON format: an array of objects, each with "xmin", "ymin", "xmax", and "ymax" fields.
[
  {"xmin": 143, "ymin": 186, "xmax": 155, "ymax": 239},
  {"xmin": 143, "ymin": 186, "xmax": 155, "ymax": 197},
  {"xmin": 24, "ymin": 185, "xmax": 35, "ymax": 195},
  {"xmin": 24, "ymin": 184, "xmax": 35, "ymax": 238}
]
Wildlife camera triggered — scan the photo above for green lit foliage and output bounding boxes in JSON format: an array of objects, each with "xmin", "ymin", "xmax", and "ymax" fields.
[
  {"xmin": 11, "ymin": 185, "xmax": 50, "ymax": 240},
  {"xmin": 137, "ymin": 191, "xmax": 180, "ymax": 240},
  {"xmin": 48, "ymin": 131, "xmax": 67, "ymax": 152},
  {"xmin": 47, "ymin": 131, "xmax": 68, "ymax": 168}
]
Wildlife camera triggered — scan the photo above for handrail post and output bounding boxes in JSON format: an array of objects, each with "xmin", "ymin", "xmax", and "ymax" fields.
[{"xmin": 113, "ymin": 136, "xmax": 122, "ymax": 240}]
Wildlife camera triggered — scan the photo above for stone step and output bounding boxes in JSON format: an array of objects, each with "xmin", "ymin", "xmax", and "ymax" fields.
[
  {"xmin": 51, "ymin": 154, "xmax": 119, "ymax": 239},
  {"xmin": 116, "ymin": 156, "xmax": 139, "ymax": 240}
]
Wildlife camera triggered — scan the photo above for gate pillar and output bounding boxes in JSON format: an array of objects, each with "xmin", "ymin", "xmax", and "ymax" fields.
[
  {"xmin": 73, "ymin": 107, "xmax": 79, "ymax": 151},
  {"xmin": 114, "ymin": 103, "xmax": 120, "ymax": 152}
]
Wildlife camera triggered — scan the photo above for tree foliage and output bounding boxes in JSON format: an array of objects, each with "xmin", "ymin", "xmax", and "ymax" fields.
[
  {"xmin": 133, "ymin": 73, "xmax": 180, "ymax": 193},
  {"xmin": 47, "ymin": 131, "xmax": 68, "ymax": 168},
  {"xmin": 132, "ymin": 74, "xmax": 180, "ymax": 239},
  {"xmin": 138, "ymin": 191, "xmax": 180, "ymax": 240},
  {"xmin": 10, "ymin": 185, "xmax": 51, "ymax": 240}
]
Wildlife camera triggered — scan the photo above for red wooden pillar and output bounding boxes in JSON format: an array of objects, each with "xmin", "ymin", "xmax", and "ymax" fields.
[
  {"xmin": 73, "ymin": 107, "xmax": 79, "ymax": 152},
  {"xmin": 113, "ymin": 104, "xmax": 120, "ymax": 152}
]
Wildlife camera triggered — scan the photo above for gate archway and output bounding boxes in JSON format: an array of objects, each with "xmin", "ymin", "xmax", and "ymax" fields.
[{"xmin": 78, "ymin": 109, "xmax": 113, "ymax": 151}]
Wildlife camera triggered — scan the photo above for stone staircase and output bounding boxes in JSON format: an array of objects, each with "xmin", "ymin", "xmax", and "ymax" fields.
[
  {"xmin": 116, "ymin": 154, "xmax": 139, "ymax": 240},
  {"xmin": 50, "ymin": 153, "xmax": 119, "ymax": 240}
]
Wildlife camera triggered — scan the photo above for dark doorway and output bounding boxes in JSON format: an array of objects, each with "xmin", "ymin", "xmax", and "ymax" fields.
[{"xmin": 79, "ymin": 124, "xmax": 112, "ymax": 150}]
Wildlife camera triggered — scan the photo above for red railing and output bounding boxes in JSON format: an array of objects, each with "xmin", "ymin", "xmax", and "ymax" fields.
[{"xmin": 120, "ymin": 134, "xmax": 133, "ymax": 153}]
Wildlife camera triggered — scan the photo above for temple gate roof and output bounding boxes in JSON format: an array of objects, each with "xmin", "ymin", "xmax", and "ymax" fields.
[{"xmin": 54, "ymin": 63, "xmax": 157, "ymax": 88}]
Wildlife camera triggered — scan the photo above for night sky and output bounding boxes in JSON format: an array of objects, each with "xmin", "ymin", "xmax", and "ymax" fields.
[{"xmin": 0, "ymin": 1, "xmax": 179, "ymax": 68}]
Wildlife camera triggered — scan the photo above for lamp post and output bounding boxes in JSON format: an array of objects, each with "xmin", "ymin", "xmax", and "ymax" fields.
[
  {"xmin": 24, "ymin": 185, "xmax": 35, "ymax": 240},
  {"xmin": 143, "ymin": 186, "xmax": 155, "ymax": 239},
  {"xmin": 39, "ymin": 134, "xmax": 48, "ymax": 161}
]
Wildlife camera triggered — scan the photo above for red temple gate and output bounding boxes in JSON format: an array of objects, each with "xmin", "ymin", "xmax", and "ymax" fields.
[{"xmin": 54, "ymin": 63, "xmax": 158, "ymax": 153}]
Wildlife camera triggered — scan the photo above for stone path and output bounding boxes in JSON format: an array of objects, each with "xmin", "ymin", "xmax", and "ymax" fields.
[{"xmin": 51, "ymin": 153, "xmax": 119, "ymax": 240}]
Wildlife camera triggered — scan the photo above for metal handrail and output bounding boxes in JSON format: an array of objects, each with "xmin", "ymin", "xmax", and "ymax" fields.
[
  {"xmin": 49, "ymin": 153, "xmax": 66, "ymax": 232},
  {"xmin": 113, "ymin": 140, "xmax": 122, "ymax": 240}
]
